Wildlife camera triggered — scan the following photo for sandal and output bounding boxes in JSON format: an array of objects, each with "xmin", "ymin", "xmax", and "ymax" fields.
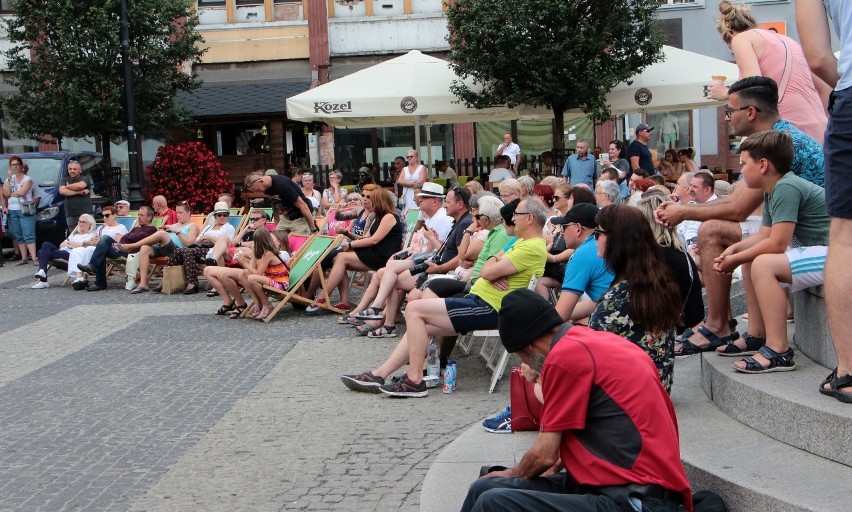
[
  {"xmin": 717, "ymin": 333, "xmax": 765, "ymax": 357},
  {"xmin": 206, "ymin": 288, "xmax": 218, "ymax": 297},
  {"xmin": 733, "ymin": 346, "xmax": 796, "ymax": 374},
  {"xmin": 353, "ymin": 306, "xmax": 384, "ymax": 321},
  {"xmin": 216, "ymin": 302, "xmax": 235, "ymax": 316},
  {"xmin": 818, "ymin": 368, "xmax": 852, "ymax": 404},
  {"xmin": 253, "ymin": 306, "xmax": 271, "ymax": 320},
  {"xmin": 367, "ymin": 325, "xmax": 397, "ymax": 338},
  {"xmin": 338, "ymin": 312, "xmax": 359, "ymax": 325},
  {"xmin": 675, "ymin": 326, "xmax": 739, "ymax": 356},
  {"xmin": 228, "ymin": 304, "xmax": 247, "ymax": 319},
  {"xmin": 130, "ymin": 286, "xmax": 149, "ymax": 294},
  {"xmin": 354, "ymin": 324, "xmax": 372, "ymax": 336}
]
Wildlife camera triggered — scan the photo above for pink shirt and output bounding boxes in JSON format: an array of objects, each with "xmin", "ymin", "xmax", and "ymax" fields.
[{"xmin": 746, "ymin": 29, "xmax": 827, "ymax": 144}]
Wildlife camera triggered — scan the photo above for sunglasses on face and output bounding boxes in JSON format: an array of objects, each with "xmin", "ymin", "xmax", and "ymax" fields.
[
  {"xmin": 594, "ymin": 228, "xmax": 607, "ymax": 240},
  {"xmin": 553, "ymin": 195, "xmax": 564, "ymax": 201},
  {"xmin": 215, "ymin": 213, "xmax": 229, "ymax": 218},
  {"xmin": 103, "ymin": 213, "xmax": 113, "ymax": 217},
  {"xmin": 474, "ymin": 214, "xmax": 489, "ymax": 220},
  {"xmin": 250, "ymin": 217, "xmax": 264, "ymax": 222}
]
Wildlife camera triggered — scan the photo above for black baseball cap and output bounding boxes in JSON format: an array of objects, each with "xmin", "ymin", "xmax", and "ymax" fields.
[{"xmin": 550, "ymin": 203, "xmax": 598, "ymax": 229}]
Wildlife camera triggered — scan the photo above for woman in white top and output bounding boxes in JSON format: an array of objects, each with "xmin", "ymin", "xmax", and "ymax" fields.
[
  {"xmin": 66, "ymin": 205, "xmax": 129, "ymax": 289},
  {"xmin": 301, "ymin": 173, "xmax": 322, "ymax": 210},
  {"xmin": 396, "ymin": 149, "xmax": 427, "ymax": 211},
  {"xmin": 32, "ymin": 213, "xmax": 99, "ymax": 288},
  {"xmin": 321, "ymin": 170, "xmax": 346, "ymax": 215},
  {"xmin": 3, "ymin": 155, "xmax": 37, "ymax": 264}
]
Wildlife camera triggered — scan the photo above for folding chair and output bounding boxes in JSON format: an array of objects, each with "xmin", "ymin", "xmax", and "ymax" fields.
[
  {"xmin": 242, "ymin": 234, "xmax": 345, "ymax": 323},
  {"xmin": 456, "ymin": 276, "xmax": 538, "ymax": 393}
]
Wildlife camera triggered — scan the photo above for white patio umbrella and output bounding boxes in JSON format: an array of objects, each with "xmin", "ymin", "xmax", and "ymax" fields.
[
  {"xmin": 520, "ymin": 46, "xmax": 740, "ymax": 119},
  {"xmin": 285, "ymin": 50, "xmax": 520, "ymax": 168}
]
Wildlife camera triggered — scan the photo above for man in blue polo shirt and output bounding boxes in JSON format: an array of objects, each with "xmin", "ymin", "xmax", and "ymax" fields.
[
  {"xmin": 551, "ymin": 203, "xmax": 614, "ymax": 321},
  {"xmin": 561, "ymin": 139, "xmax": 598, "ymax": 188}
]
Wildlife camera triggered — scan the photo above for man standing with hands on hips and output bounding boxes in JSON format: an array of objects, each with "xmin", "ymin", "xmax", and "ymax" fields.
[{"xmin": 496, "ymin": 133, "xmax": 522, "ymax": 174}]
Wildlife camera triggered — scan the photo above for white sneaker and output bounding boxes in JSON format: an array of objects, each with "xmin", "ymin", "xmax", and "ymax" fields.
[
  {"xmin": 31, "ymin": 281, "xmax": 50, "ymax": 289},
  {"xmin": 34, "ymin": 269, "xmax": 46, "ymax": 279}
]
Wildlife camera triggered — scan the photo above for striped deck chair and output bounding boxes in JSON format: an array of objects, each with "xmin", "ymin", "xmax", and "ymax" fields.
[{"xmin": 242, "ymin": 234, "xmax": 345, "ymax": 323}]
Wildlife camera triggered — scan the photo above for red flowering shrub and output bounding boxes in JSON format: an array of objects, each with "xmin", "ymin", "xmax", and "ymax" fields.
[{"xmin": 144, "ymin": 142, "xmax": 234, "ymax": 213}]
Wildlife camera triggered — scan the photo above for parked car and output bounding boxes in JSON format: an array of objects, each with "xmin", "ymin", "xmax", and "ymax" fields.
[{"xmin": 1, "ymin": 151, "xmax": 104, "ymax": 248}]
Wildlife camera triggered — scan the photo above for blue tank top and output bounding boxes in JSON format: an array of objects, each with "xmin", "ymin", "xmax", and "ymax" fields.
[{"xmin": 168, "ymin": 224, "xmax": 192, "ymax": 248}]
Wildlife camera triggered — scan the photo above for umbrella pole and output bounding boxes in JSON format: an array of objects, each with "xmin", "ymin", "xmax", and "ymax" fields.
[
  {"xmin": 426, "ymin": 121, "xmax": 433, "ymax": 179},
  {"xmin": 414, "ymin": 116, "xmax": 422, "ymax": 167}
]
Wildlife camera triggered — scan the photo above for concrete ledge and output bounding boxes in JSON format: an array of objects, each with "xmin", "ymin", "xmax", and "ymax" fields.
[
  {"xmin": 421, "ymin": 421, "xmax": 536, "ymax": 512},
  {"xmin": 793, "ymin": 287, "xmax": 837, "ymax": 369},
  {"xmin": 700, "ymin": 348, "xmax": 852, "ymax": 467},
  {"xmin": 675, "ymin": 356, "xmax": 852, "ymax": 511}
]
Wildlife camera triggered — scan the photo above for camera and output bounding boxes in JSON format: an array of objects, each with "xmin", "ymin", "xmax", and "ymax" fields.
[
  {"xmin": 393, "ymin": 250, "xmax": 410, "ymax": 260},
  {"xmin": 409, "ymin": 262, "xmax": 429, "ymax": 275},
  {"xmin": 408, "ymin": 251, "xmax": 435, "ymax": 275},
  {"xmin": 411, "ymin": 251, "xmax": 435, "ymax": 264}
]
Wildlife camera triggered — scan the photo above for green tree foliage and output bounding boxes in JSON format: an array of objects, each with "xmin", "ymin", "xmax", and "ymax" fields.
[
  {"xmin": 446, "ymin": 0, "xmax": 665, "ymax": 148},
  {"xmin": 2, "ymin": 0, "xmax": 205, "ymax": 165}
]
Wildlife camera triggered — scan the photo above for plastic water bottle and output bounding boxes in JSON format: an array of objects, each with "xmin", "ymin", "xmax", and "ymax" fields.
[
  {"xmin": 443, "ymin": 361, "xmax": 457, "ymax": 394},
  {"xmin": 427, "ymin": 338, "xmax": 441, "ymax": 380}
]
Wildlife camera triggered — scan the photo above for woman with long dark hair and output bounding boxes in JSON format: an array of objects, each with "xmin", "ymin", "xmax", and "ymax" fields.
[{"xmin": 589, "ymin": 204, "xmax": 682, "ymax": 392}]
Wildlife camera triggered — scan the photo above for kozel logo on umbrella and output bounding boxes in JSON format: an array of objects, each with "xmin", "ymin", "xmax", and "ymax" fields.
[
  {"xmin": 634, "ymin": 88, "xmax": 652, "ymax": 106},
  {"xmin": 400, "ymin": 96, "xmax": 418, "ymax": 114},
  {"xmin": 313, "ymin": 101, "xmax": 353, "ymax": 114}
]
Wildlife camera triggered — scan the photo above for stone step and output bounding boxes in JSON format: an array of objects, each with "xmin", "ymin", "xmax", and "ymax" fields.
[
  {"xmin": 675, "ymin": 355, "xmax": 852, "ymax": 511},
  {"xmin": 699, "ymin": 345, "xmax": 852, "ymax": 467}
]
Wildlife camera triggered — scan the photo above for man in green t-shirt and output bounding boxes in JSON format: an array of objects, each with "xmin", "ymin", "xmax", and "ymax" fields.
[
  {"xmin": 714, "ymin": 131, "xmax": 829, "ymax": 374},
  {"xmin": 342, "ymin": 198, "xmax": 547, "ymax": 398}
]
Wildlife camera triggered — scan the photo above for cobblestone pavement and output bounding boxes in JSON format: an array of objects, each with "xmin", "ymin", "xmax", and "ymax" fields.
[{"xmin": 0, "ymin": 263, "xmax": 506, "ymax": 510}]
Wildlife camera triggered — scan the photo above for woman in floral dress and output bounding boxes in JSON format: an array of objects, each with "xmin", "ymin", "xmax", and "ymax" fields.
[{"xmin": 588, "ymin": 204, "xmax": 682, "ymax": 392}]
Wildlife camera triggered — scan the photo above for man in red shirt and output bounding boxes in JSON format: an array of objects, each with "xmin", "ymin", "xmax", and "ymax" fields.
[
  {"xmin": 462, "ymin": 289, "xmax": 693, "ymax": 512},
  {"xmin": 151, "ymin": 195, "xmax": 178, "ymax": 225}
]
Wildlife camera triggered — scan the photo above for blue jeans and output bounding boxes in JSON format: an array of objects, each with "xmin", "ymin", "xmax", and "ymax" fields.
[
  {"xmin": 87, "ymin": 235, "xmax": 125, "ymax": 287},
  {"xmin": 9, "ymin": 210, "xmax": 36, "ymax": 244}
]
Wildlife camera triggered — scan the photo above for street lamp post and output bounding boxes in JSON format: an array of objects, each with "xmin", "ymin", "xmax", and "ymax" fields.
[{"xmin": 119, "ymin": 0, "xmax": 144, "ymax": 209}]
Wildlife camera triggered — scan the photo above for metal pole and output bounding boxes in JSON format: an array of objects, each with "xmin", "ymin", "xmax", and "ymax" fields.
[{"xmin": 120, "ymin": 0, "xmax": 144, "ymax": 209}]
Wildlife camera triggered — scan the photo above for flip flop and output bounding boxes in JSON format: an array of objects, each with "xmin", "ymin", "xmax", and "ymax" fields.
[{"xmin": 130, "ymin": 286, "xmax": 149, "ymax": 294}]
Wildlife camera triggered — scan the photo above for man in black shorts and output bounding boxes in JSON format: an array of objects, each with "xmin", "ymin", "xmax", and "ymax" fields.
[
  {"xmin": 341, "ymin": 199, "xmax": 547, "ymax": 398},
  {"xmin": 244, "ymin": 170, "xmax": 318, "ymax": 235}
]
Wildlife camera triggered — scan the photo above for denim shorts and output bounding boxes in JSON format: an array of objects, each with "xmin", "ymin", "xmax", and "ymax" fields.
[
  {"xmin": 825, "ymin": 87, "xmax": 852, "ymax": 218},
  {"xmin": 444, "ymin": 294, "xmax": 498, "ymax": 334},
  {"xmin": 9, "ymin": 210, "xmax": 36, "ymax": 244}
]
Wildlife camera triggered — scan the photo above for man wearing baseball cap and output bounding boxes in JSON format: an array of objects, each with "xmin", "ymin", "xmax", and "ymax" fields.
[
  {"xmin": 628, "ymin": 123, "xmax": 656, "ymax": 175},
  {"xmin": 549, "ymin": 203, "xmax": 614, "ymax": 321},
  {"xmin": 114, "ymin": 200, "xmax": 131, "ymax": 217},
  {"xmin": 462, "ymin": 289, "xmax": 692, "ymax": 512}
]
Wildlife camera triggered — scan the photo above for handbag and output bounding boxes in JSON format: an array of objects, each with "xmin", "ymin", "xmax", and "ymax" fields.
[
  {"xmin": 509, "ymin": 367, "xmax": 543, "ymax": 432},
  {"xmin": 161, "ymin": 265, "xmax": 186, "ymax": 295},
  {"xmin": 20, "ymin": 200, "xmax": 37, "ymax": 216}
]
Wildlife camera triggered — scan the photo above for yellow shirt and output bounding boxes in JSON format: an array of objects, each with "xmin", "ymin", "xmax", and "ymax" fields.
[{"xmin": 470, "ymin": 237, "xmax": 547, "ymax": 311}]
